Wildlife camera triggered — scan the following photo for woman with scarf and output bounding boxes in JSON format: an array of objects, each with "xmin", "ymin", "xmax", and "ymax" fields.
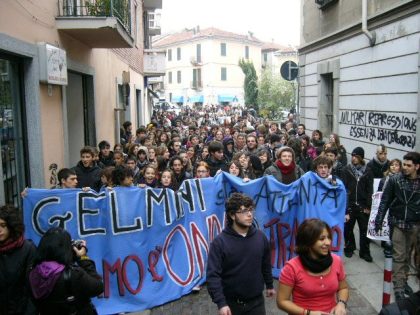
[
  {"xmin": 264, "ymin": 146, "xmax": 304, "ymax": 184},
  {"xmin": 277, "ymin": 219, "xmax": 349, "ymax": 315},
  {"xmin": 0, "ymin": 205, "xmax": 37, "ymax": 315},
  {"xmin": 29, "ymin": 227, "xmax": 103, "ymax": 315}
]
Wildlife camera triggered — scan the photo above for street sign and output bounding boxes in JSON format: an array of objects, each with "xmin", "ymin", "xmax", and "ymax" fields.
[{"xmin": 280, "ymin": 60, "xmax": 298, "ymax": 81}]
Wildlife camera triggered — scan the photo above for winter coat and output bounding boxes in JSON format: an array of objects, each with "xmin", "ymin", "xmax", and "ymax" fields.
[
  {"xmin": 341, "ymin": 164, "xmax": 374, "ymax": 212},
  {"xmin": 375, "ymin": 173, "xmax": 420, "ymax": 225},
  {"xmin": 263, "ymin": 162, "xmax": 304, "ymax": 183},
  {"xmin": 30, "ymin": 259, "xmax": 103, "ymax": 315},
  {"xmin": 0, "ymin": 239, "xmax": 37, "ymax": 315},
  {"xmin": 367, "ymin": 158, "xmax": 390, "ymax": 178},
  {"xmin": 205, "ymin": 157, "xmax": 228, "ymax": 177},
  {"xmin": 73, "ymin": 162, "xmax": 102, "ymax": 192}
]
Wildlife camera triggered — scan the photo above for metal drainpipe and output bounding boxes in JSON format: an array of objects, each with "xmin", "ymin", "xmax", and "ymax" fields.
[{"xmin": 362, "ymin": 0, "xmax": 376, "ymax": 46}]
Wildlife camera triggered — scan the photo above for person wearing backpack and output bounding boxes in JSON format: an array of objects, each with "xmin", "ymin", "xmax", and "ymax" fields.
[{"xmin": 29, "ymin": 227, "xmax": 103, "ymax": 315}]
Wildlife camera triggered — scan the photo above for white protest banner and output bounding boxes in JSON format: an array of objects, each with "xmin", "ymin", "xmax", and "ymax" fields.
[{"xmin": 367, "ymin": 191, "xmax": 390, "ymax": 241}]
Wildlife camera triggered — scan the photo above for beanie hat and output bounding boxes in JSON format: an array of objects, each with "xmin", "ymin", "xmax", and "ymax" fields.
[{"xmin": 351, "ymin": 147, "xmax": 365, "ymax": 159}]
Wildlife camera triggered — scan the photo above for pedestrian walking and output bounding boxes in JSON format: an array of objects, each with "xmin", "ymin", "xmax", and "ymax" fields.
[
  {"xmin": 277, "ymin": 218, "xmax": 349, "ymax": 315},
  {"xmin": 341, "ymin": 147, "xmax": 374, "ymax": 262},
  {"xmin": 207, "ymin": 193, "xmax": 275, "ymax": 315},
  {"xmin": 375, "ymin": 151, "xmax": 420, "ymax": 301}
]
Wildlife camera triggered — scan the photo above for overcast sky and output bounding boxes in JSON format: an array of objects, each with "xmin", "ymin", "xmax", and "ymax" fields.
[{"xmin": 159, "ymin": 0, "xmax": 301, "ymax": 47}]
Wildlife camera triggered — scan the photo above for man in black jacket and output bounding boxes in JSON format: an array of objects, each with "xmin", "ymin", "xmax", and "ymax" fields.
[
  {"xmin": 207, "ymin": 193, "xmax": 275, "ymax": 315},
  {"xmin": 375, "ymin": 151, "xmax": 420, "ymax": 301},
  {"xmin": 205, "ymin": 141, "xmax": 228, "ymax": 176},
  {"xmin": 73, "ymin": 146, "xmax": 102, "ymax": 192},
  {"xmin": 341, "ymin": 147, "xmax": 374, "ymax": 262},
  {"xmin": 367, "ymin": 144, "xmax": 389, "ymax": 178}
]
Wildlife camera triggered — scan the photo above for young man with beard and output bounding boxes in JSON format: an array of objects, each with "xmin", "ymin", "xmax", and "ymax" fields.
[
  {"xmin": 341, "ymin": 147, "xmax": 374, "ymax": 262},
  {"xmin": 375, "ymin": 152, "xmax": 420, "ymax": 301},
  {"xmin": 207, "ymin": 193, "xmax": 275, "ymax": 315},
  {"xmin": 73, "ymin": 146, "xmax": 102, "ymax": 192}
]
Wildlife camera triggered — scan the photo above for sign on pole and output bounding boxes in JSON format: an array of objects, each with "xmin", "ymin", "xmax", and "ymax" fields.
[{"xmin": 280, "ymin": 60, "xmax": 298, "ymax": 81}]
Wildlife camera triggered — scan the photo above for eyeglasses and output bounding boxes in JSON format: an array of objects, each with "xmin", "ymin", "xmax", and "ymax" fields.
[{"xmin": 236, "ymin": 207, "xmax": 255, "ymax": 215}]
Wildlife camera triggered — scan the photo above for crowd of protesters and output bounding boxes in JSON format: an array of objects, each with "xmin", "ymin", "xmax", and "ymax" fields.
[{"xmin": 2, "ymin": 105, "xmax": 419, "ymax": 314}]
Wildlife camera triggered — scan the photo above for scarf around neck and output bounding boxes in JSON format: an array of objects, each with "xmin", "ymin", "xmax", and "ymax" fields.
[
  {"xmin": 299, "ymin": 251, "xmax": 333, "ymax": 273},
  {"xmin": 276, "ymin": 160, "xmax": 296, "ymax": 175},
  {"xmin": 0, "ymin": 235, "xmax": 25, "ymax": 253},
  {"xmin": 350, "ymin": 163, "xmax": 366, "ymax": 179}
]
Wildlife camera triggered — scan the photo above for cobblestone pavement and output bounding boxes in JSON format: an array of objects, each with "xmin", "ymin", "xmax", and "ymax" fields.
[{"xmin": 148, "ymin": 280, "xmax": 378, "ymax": 315}]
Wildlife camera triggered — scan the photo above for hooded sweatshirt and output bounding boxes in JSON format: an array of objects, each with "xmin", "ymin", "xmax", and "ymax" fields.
[
  {"xmin": 207, "ymin": 225, "xmax": 273, "ymax": 309},
  {"xmin": 29, "ymin": 261, "xmax": 65, "ymax": 299}
]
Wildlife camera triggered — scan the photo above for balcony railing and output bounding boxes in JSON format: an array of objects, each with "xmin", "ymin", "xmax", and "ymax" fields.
[{"xmin": 57, "ymin": 0, "xmax": 131, "ymax": 35}]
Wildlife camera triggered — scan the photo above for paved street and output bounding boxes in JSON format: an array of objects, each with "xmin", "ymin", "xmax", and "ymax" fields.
[{"xmin": 127, "ymin": 233, "xmax": 420, "ymax": 315}]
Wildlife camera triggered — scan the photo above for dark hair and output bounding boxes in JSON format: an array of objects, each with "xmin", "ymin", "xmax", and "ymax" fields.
[
  {"xmin": 80, "ymin": 146, "xmax": 95, "ymax": 157},
  {"xmin": 312, "ymin": 129, "xmax": 323, "ymax": 139},
  {"xmin": 112, "ymin": 165, "xmax": 134, "ymax": 186},
  {"xmin": 57, "ymin": 168, "xmax": 76, "ymax": 185},
  {"xmin": 270, "ymin": 133, "xmax": 281, "ymax": 144},
  {"xmin": 403, "ymin": 152, "xmax": 420, "ymax": 165},
  {"xmin": 313, "ymin": 155, "xmax": 333, "ymax": 170},
  {"xmin": 0, "ymin": 205, "xmax": 24, "ymax": 241},
  {"xmin": 298, "ymin": 123, "xmax": 305, "ymax": 130},
  {"xmin": 296, "ymin": 219, "xmax": 332, "ymax": 256},
  {"xmin": 136, "ymin": 127, "xmax": 146, "ymax": 135},
  {"xmin": 123, "ymin": 121, "xmax": 132, "ymax": 130},
  {"xmin": 324, "ymin": 147, "xmax": 338, "ymax": 157},
  {"xmin": 34, "ymin": 227, "xmax": 74, "ymax": 266},
  {"xmin": 225, "ymin": 193, "xmax": 255, "ymax": 226},
  {"xmin": 169, "ymin": 155, "xmax": 183, "ymax": 169},
  {"xmin": 208, "ymin": 141, "xmax": 224, "ymax": 154},
  {"xmin": 227, "ymin": 160, "xmax": 244, "ymax": 178},
  {"xmin": 98, "ymin": 140, "xmax": 110, "ymax": 150},
  {"xmin": 100, "ymin": 166, "xmax": 114, "ymax": 185}
]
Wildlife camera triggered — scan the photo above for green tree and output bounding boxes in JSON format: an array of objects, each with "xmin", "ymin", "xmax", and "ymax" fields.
[
  {"xmin": 238, "ymin": 59, "xmax": 258, "ymax": 111},
  {"xmin": 257, "ymin": 69, "xmax": 295, "ymax": 119}
]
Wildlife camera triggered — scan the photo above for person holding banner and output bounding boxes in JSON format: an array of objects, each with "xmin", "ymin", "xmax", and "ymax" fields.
[
  {"xmin": 0, "ymin": 205, "xmax": 37, "ymax": 315},
  {"xmin": 29, "ymin": 227, "xmax": 103, "ymax": 315},
  {"xmin": 375, "ymin": 152, "xmax": 420, "ymax": 301},
  {"xmin": 207, "ymin": 193, "xmax": 275, "ymax": 315},
  {"xmin": 277, "ymin": 219, "xmax": 349, "ymax": 315}
]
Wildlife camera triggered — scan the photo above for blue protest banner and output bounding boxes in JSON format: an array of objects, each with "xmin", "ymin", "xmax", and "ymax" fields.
[{"xmin": 23, "ymin": 171, "xmax": 346, "ymax": 314}]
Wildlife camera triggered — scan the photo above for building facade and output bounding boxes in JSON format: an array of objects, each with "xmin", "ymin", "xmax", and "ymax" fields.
[
  {"xmin": 298, "ymin": 0, "xmax": 420, "ymax": 160},
  {"xmin": 262, "ymin": 43, "xmax": 298, "ymax": 76},
  {"xmin": 0, "ymin": 0, "xmax": 163, "ymax": 206},
  {"xmin": 153, "ymin": 27, "xmax": 263, "ymax": 107}
]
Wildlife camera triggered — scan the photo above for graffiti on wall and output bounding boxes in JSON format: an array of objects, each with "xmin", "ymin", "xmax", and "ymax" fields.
[{"xmin": 339, "ymin": 110, "xmax": 416, "ymax": 150}]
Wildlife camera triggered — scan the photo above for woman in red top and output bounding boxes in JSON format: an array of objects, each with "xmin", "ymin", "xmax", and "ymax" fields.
[{"xmin": 277, "ymin": 219, "xmax": 349, "ymax": 315}]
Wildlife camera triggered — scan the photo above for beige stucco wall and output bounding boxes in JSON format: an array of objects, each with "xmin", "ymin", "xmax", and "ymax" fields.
[{"xmin": 0, "ymin": 0, "xmax": 146, "ymax": 187}]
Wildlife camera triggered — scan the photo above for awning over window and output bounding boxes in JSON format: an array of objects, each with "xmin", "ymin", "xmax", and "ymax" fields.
[
  {"xmin": 218, "ymin": 95, "xmax": 238, "ymax": 103},
  {"xmin": 171, "ymin": 95, "xmax": 184, "ymax": 103},
  {"xmin": 148, "ymin": 88, "xmax": 160, "ymax": 99},
  {"xmin": 188, "ymin": 95, "xmax": 204, "ymax": 103}
]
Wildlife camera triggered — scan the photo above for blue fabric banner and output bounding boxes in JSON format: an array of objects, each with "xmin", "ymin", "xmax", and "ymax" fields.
[{"xmin": 23, "ymin": 172, "xmax": 346, "ymax": 314}]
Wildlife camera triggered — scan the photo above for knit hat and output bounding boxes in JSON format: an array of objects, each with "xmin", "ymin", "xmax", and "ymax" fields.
[
  {"xmin": 351, "ymin": 147, "xmax": 365, "ymax": 159},
  {"xmin": 138, "ymin": 146, "xmax": 149, "ymax": 158}
]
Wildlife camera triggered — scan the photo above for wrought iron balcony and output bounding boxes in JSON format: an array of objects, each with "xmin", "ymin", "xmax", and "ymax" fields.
[{"xmin": 56, "ymin": 0, "xmax": 134, "ymax": 48}]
